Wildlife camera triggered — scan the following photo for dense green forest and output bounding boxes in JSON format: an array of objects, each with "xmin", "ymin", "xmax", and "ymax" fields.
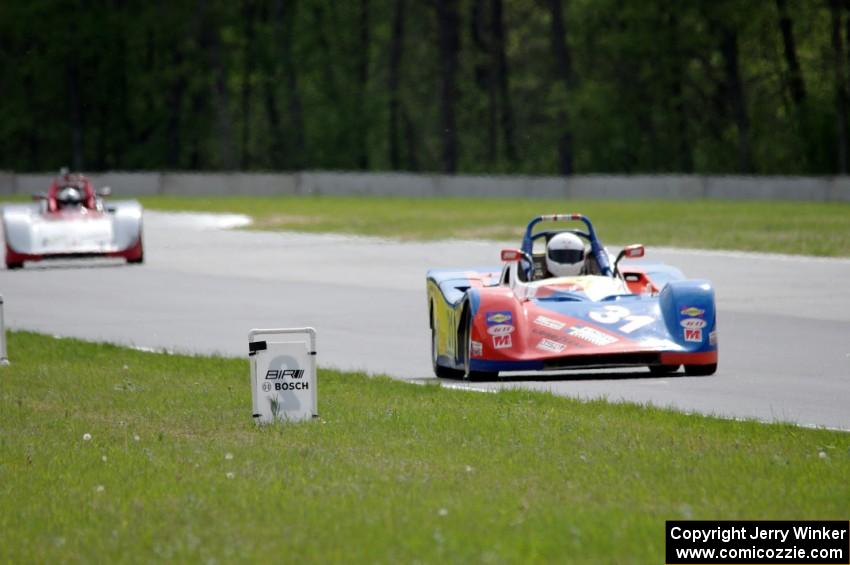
[{"xmin": 1, "ymin": 0, "xmax": 849, "ymax": 175}]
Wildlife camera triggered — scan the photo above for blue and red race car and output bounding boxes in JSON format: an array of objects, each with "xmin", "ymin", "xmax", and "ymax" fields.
[{"xmin": 426, "ymin": 214, "xmax": 717, "ymax": 380}]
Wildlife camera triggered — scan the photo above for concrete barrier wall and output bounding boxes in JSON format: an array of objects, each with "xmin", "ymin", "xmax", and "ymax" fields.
[
  {"xmin": 6, "ymin": 172, "xmax": 161, "ymax": 197},
  {"xmin": 1, "ymin": 170, "xmax": 849, "ymax": 202},
  {"xmin": 299, "ymin": 171, "xmax": 437, "ymax": 197},
  {"xmin": 568, "ymin": 175, "xmax": 705, "ymax": 199},
  {"xmin": 161, "ymin": 173, "xmax": 297, "ymax": 196},
  {"xmin": 11, "ymin": 174, "xmax": 53, "ymax": 196},
  {"xmin": 93, "ymin": 172, "xmax": 162, "ymax": 196},
  {"xmin": 0, "ymin": 171, "xmax": 15, "ymax": 196}
]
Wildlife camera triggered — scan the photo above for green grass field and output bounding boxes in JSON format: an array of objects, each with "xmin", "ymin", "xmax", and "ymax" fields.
[
  {"xmin": 139, "ymin": 195, "xmax": 850, "ymax": 257},
  {"xmin": 1, "ymin": 332, "xmax": 847, "ymax": 563}
]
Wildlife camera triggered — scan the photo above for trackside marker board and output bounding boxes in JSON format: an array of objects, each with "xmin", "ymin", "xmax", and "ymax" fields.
[
  {"xmin": 249, "ymin": 328, "xmax": 317, "ymax": 424},
  {"xmin": 0, "ymin": 295, "xmax": 8, "ymax": 366}
]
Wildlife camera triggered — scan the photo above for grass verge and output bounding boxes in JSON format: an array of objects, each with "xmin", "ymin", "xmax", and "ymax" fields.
[
  {"xmin": 1, "ymin": 331, "xmax": 848, "ymax": 563},
  {"xmin": 139, "ymin": 195, "xmax": 850, "ymax": 256}
]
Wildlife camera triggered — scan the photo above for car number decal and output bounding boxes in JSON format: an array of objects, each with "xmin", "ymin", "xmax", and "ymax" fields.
[{"xmin": 588, "ymin": 305, "xmax": 654, "ymax": 334}]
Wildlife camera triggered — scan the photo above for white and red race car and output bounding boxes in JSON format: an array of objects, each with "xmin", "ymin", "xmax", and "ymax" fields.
[{"xmin": 2, "ymin": 171, "xmax": 143, "ymax": 269}]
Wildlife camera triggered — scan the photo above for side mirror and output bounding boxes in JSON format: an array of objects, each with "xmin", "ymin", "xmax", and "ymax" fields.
[
  {"xmin": 614, "ymin": 244, "xmax": 645, "ymax": 274},
  {"xmin": 97, "ymin": 186, "xmax": 112, "ymax": 197},
  {"xmin": 622, "ymin": 244, "xmax": 645, "ymax": 259},
  {"xmin": 31, "ymin": 193, "xmax": 47, "ymax": 201},
  {"xmin": 501, "ymin": 248, "xmax": 524, "ymax": 262}
]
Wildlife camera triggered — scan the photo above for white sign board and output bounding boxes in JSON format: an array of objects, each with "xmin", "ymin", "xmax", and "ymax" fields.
[
  {"xmin": 249, "ymin": 328, "xmax": 317, "ymax": 423},
  {"xmin": 0, "ymin": 295, "xmax": 8, "ymax": 366}
]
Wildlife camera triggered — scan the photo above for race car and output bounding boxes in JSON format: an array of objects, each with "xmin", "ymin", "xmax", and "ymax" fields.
[
  {"xmin": 427, "ymin": 214, "xmax": 717, "ymax": 380},
  {"xmin": 3, "ymin": 170, "xmax": 143, "ymax": 269}
]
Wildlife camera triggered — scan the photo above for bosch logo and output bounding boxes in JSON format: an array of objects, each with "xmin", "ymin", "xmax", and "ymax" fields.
[
  {"xmin": 274, "ymin": 382, "xmax": 309, "ymax": 391},
  {"xmin": 262, "ymin": 382, "xmax": 272, "ymax": 392}
]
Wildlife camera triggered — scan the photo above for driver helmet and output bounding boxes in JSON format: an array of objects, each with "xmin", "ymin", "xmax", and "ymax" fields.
[
  {"xmin": 546, "ymin": 232, "xmax": 585, "ymax": 277},
  {"xmin": 56, "ymin": 186, "xmax": 83, "ymax": 208}
]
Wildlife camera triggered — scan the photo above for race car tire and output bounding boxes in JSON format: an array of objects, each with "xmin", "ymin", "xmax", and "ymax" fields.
[
  {"xmin": 5, "ymin": 244, "xmax": 24, "ymax": 269},
  {"xmin": 462, "ymin": 311, "xmax": 498, "ymax": 382},
  {"xmin": 431, "ymin": 328, "xmax": 463, "ymax": 379},
  {"xmin": 684, "ymin": 363, "xmax": 717, "ymax": 376},
  {"xmin": 127, "ymin": 243, "xmax": 144, "ymax": 264},
  {"xmin": 649, "ymin": 364, "xmax": 680, "ymax": 375},
  {"xmin": 465, "ymin": 369, "xmax": 497, "ymax": 382},
  {"xmin": 124, "ymin": 231, "xmax": 144, "ymax": 264}
]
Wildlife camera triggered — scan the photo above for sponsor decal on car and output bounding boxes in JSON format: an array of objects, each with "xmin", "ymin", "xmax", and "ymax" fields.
[
  {"xmin": 709, "ymin": 330, "xmax": 718, "ymax": 346},
  {"xmin": 492, "ymin": 334, "xmax": 512, "ymax": 349},
  {"xmin": 536, "ymin": 339, "xmax": 566, "ymax": 353},
  {"xmin": 471, "ymin": 340, "xmax": 483, "ymax": 357},
  {"xmin": 486, "ymin": 311, "xmax": 513, "ymax": 326},
  {"xmin": 534, "ymin": 315, "xmax": 566, "ymax": 330},
  {"xmin": 588, "ymin": 305, "xmax": 654, "ymax": 333},
  {"xmin": 680, "ymin": 306, "xmax": 705, "ymax": 318},
  {"xmin": 683, "ymin": 328, "xmax": 703, "ymax": 342},
  {"xmin": 680, "ymin": 318, "xmax": 707, "ymax": 329},
  {"xmin": 567, "ymin": 326, "xmax": 618, "ymax": 346},
  {"xmin": 487, "ymin": 324, "xmax": 515, "ymax": 336},
  {"xmin": 532, "ymin": 328, "xmax": 565, "ymax": 341}
]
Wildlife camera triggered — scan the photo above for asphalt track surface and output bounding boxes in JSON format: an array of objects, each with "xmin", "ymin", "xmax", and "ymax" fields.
[{"xmin": 2, "ymin": 211, "xmax": 849, "ymax": 430}]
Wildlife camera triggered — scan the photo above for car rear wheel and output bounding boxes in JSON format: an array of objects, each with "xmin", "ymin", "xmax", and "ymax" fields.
[
  {"xmin": 684, "ymin": 363, "xmax": 717, "ymax": 376},
  {"xmin": 5, "ymin": 261, "xmax": 23, "ymax": 270}
]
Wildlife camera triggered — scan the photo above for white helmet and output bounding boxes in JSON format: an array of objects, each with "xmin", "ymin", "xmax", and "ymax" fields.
[
  {"xmin": 546, "ymin": 232, "xmax": 585, "ymax": 277},
  {"xmin": 56, "ymin": 186, "xmax": 83, "ymax": 208}
]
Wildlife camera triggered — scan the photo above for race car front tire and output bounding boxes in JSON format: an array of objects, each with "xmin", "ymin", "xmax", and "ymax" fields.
[
  {"xmin": 465, "ymin": 369, "xmax": 497, "ymax": 382},
  {"xmin": 5, "ymin": 244, "xmax": 24, "ymax": 269},
  {"xmin": 462, "ymin": 311, "xmax": 497, "ymax": 382},
  {"xmin": 431, "ymin": 328, "xmax": 464, "ymax": 380},
  {"xmin": 126, "ymin": 242, "xmax": 144, "ymax": 264},
  {"xmin": 649, "ymin": 364, "xmax": 680, "ymax": 375},
  {"xmin": 684, "ymin": 363, "xmax": 717, "ymax": 376}
]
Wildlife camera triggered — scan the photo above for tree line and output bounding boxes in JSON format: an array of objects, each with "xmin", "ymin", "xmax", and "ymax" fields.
[{"xmin": 2, "ymin": 0, "xmax": 850, "ymax": 176}]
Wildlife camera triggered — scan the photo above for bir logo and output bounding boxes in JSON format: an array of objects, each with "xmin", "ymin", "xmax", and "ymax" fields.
[{"xmin": 265, "ymin": 369, "xmax": 305, "ymax": 380}]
